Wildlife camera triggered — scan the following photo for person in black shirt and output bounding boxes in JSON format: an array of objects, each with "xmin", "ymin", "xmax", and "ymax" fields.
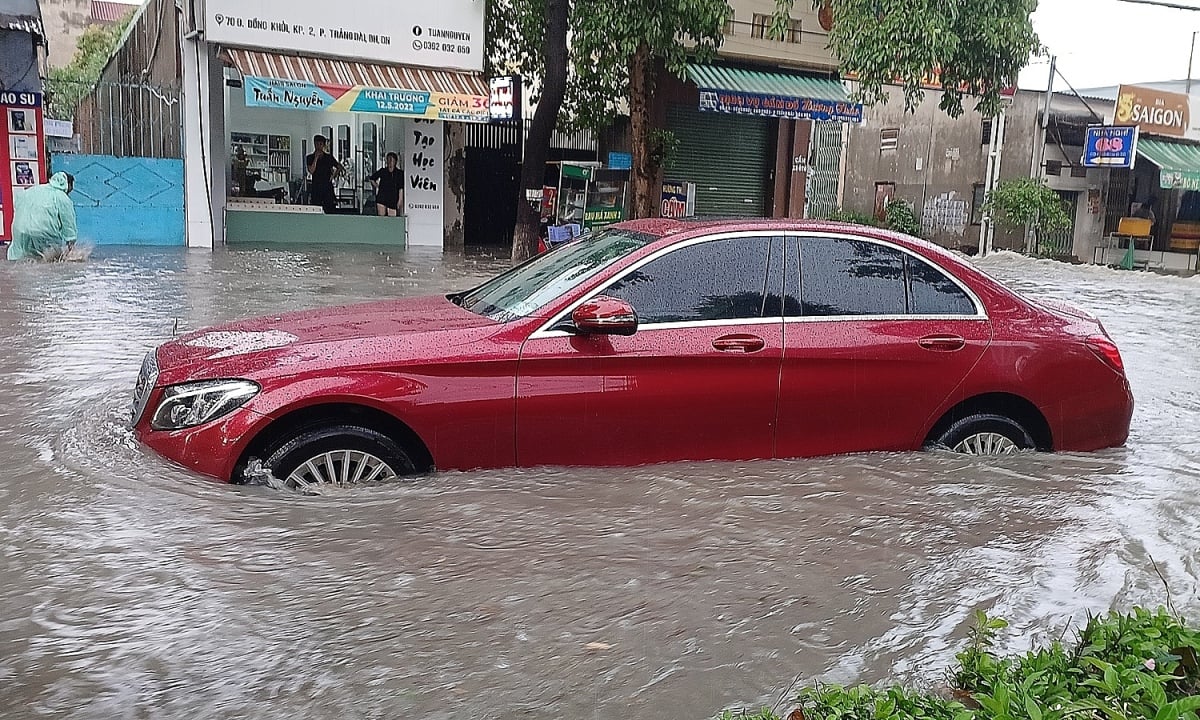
[
  {"xmin": 305, "ymin": 134, "xmax": 343, "ymax": 214},
  {"xmin": 369, "ymin": 152, "xmax": 404, "ymax": 217}
]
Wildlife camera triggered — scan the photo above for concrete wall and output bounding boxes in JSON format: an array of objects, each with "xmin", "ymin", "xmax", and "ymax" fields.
[
  {"xmin": 841, "ymin": 86, "xmax": 1038, "ymax": 252},
  {"xmin": 1042, "ymin": 143, "xmax": 1108, "ymax": 261},
  {"xmin": 723, "ymin": 0, "xmax": 837, "ymax": 71},
  {"xmin": 52, "ymin": 153, "xmax": 184, "ymax": 245},
  {"xmin": 38, "ymin": 0, "xmax": 90, "ymax": 68}
]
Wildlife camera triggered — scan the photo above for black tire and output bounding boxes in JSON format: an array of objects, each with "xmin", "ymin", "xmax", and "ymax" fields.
[
  {"xmin": 931, "ymin": 413, "xmax": 1035, "ymax": 455},
  {"xmin": 261, "ymin": 424, "xmax": 417, "ymax": 488}
]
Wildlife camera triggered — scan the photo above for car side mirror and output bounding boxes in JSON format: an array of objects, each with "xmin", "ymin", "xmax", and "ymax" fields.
[{"xmin": 570, "ymin": 295, "xmax": 638, "ymax": 336}]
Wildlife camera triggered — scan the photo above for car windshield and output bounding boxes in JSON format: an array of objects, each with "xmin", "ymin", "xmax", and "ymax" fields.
[{"xmin": 454, "ymin": 229, "xmax": 655, "ymax": 321}]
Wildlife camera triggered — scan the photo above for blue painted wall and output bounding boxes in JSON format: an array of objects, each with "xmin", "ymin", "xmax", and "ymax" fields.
[{"xmin": 51, "ymin": 154, "xmax": 184, "ymax": 246}]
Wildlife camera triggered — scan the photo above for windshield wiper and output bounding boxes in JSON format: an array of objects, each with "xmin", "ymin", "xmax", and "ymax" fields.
[{"xmin": 447, "ymin": 292, "xmax": 464, "ymax": 307}]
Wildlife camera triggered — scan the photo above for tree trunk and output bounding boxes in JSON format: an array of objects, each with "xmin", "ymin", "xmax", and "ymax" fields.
[
  {"xmin": 511, "ymin": 0, "xmax": 570, "ymax": 263},
  {"xmin": 628, "ymin": 42, "xmax": 656, "ymax": 219}
]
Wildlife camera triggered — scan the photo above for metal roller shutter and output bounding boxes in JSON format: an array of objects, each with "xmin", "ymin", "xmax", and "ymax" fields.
[{"xmin": 665, "ymin": 104, "xmax": 770, "ymax": 217}]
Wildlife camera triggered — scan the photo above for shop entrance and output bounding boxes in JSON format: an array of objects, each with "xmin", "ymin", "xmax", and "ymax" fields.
[{"xmin": 466, "ymin": 146, "xmax": 521, "ymax": 247}]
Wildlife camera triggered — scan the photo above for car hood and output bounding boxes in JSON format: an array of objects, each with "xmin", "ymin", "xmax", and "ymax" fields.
[{"xmin": 156, "ymin": 295, "xmax": 497, "ymax": 380}]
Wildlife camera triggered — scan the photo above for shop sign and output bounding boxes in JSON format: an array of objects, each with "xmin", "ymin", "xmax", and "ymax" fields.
[
  {"xmin": 404, "ymin": 118, "xmax": 443, "ymax": 247},
  {"xmin": 583, "ymin": 206, "xmax": 622, "ymax": 229},
  {"xmin": 489, "ymin": 76, "xmax": 521, "ymax": 123},
  {"xmin": 698, "ymin": 89, "xmax": 864, "ymax": 124},
  {"xmin": 0, "ymin": 94, "xmax": 47, "ymax": 242},
  {"xmin": 607, "ymin": 152, "xmax": 632, "ymax": 170},
  {"xmin": 205, "ymin": 0, "xmax": 485, "ymax": 72},
  {"xmin": 661, "ymin": 180, "xmax": 695, "ymax": 219},
  {"xmin": 561, "ymin": 164, "xmax": 593, "ymax": 180},
  {"xmin": 1083, "ymin": 126, "xmax": 1138, "ymax": 168},
  {"xmin": 244, "ymin": 76, "xmax": 489, "ymax": 122},
  {"xmin": 1114, "ymin": 85, "xmax": 1200, "ymax": 141},
  {"xmin": 1160, "ymin": 168, "xmax": 1200, "ymax": 192}
]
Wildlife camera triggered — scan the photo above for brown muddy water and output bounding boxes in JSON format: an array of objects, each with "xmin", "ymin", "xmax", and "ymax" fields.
[{"xmin": 0, "ymin": 247, "xmax": 1195, "ymax": 719}]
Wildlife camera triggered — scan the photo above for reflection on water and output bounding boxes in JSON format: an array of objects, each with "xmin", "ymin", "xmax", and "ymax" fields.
[{"xmin": 0, "ymin": 247, "xmax": 1196, "ymax": 718}]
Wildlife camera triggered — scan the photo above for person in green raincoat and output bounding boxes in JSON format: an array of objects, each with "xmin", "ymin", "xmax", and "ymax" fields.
[{"xmin": 6, "ymin": 172, "xmax": 77, "ymax": 261}]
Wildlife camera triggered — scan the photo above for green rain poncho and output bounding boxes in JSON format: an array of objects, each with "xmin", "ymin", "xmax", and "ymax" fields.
[{"xmin": 6, "ymin": 173, "xmax": 78, "ymax": 261}]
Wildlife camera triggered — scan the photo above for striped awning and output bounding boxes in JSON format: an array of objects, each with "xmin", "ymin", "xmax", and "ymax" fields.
[
  {"xmin": 686, "ymin": 64, "xmax": 862, "ymax": 124},
  {"xmin": 1138, "ymin": 138, "xmax": 1200, "ymax": 191},
  {"xmin": 223, "ymin": 48, "xmax": 488, "ymax": 97}
]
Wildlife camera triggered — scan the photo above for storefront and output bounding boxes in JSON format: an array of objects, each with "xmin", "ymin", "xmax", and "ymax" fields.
[
  {"xmin": 655, "ymin": 63, "xmax": 861, "ymax": 219},
  {"xmin": 180, "ymin": 1, "xmax": 489, "ymax": 249}
]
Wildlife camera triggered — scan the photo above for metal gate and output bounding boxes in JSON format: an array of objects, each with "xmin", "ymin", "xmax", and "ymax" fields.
[
  {"xmin": 1036, "ymin": 190, "xmax": 1077, "ymax": 259},
  {"xmin": 805, "ymin": 121, "xmax": 844, "ymax": 219},
  {"xmin": 666, "ymin": 104, "xmax": 769, "ymax": 216}
]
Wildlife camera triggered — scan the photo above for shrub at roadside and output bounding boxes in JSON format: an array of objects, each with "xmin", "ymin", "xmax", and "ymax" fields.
[
  {"xmin": 720, "ymin": 607, "xmax": 1200, "ymax": 720},
  {"xmin": 826, "ymin": 201, "xmax": 922, "ymax": 238}
]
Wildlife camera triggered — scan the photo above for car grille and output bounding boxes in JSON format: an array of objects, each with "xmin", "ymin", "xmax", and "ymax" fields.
[{"xmin": 131, "ymin": 350, "xmax": 159, "ymax": 426}]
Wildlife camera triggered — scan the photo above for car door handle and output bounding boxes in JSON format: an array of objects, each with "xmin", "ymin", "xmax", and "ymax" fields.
[
  {"xmin": 712, "ymin": 334, "xmax": 766, "ymax": 353},
  {"xmin": 918, "ymin": 334, "xmax": 966, "ymax": 352}
]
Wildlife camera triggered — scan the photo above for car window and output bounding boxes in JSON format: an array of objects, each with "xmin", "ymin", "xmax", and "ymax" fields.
[
  {"xmin": 800, "ymin": 237, "xmax": 907, "ymax": 316},
  {"xmin": 908, "ymin": 255, "xmax": 976, "ymax": 315},
  {"xmin": 456, "ymin": 229, "xmax": 655, "ymax": 321},
  {"xmin": 604, "ymin": 235, "xmax": 774, "ymax": 324}
]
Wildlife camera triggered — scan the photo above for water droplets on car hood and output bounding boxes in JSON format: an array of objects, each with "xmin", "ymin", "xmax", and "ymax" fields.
[{"xmin": 185, "ymin": 329, "xmax": 299, "ymax": 360}]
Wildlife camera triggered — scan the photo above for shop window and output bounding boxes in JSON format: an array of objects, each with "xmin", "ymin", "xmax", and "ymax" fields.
[
  {"xmin": 1070, "ymin": 164, "xmax": 1088, "ymax": 178},
  {"xmin": 1044, "ymin": 160, "xmax": 1063, "ymax": 176},
  {"xmin": 362, "ymin": 122, "xmax": 378, "ymax": 174},
  {"xmin": 751, "ymin": 13, "xmax": 769, "ymax": 39},
  {"xmin": 880, "ymin": 128, "xmax": 899, "ymax": 152},
  {"xmin": 320, "ymin": 125, "xmax": 332, "ymax": 146},
  {"xmin": 337, "ymin": 125, "xmax": 350, "ymax": 164}
]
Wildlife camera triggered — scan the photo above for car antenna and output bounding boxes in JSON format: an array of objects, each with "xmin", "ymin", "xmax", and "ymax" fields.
[{"xmin": 172, "ymin": 318, "xmax": 179, "ymax": 337}]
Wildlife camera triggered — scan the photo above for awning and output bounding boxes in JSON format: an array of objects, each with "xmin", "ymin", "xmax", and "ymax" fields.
[
  {"xmin": 1138, "ymin": 138, "xmax": 1200, "ymax": 191},
  {"xmin": 686, "ymin": 64, "xmax": 863, "ymax": 124},
  {"xmin": 223, "ymin": 49, "xmax": 490, "ymax": 122}
]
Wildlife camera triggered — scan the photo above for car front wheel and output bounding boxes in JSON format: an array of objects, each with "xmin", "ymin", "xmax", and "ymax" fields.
[
  {"xmin": 932, "ymin": 413, "xmax": 1035, "ymax": 456},
  {"xmin": 261, "ymin": 424, "xmax": 417, "ymax": 491}
]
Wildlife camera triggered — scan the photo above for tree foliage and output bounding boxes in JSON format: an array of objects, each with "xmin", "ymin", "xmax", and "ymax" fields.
[
  {"xmin": 773, "ymin": 0, "xmax": 1039, "ymax": 118},
  {"xmin": 46, "ymin": 16, "xmax": 132, "ymax": 119},
  {"xmin": 983, "ymin": 178, "xmax": 1071, "ymax": 233}
]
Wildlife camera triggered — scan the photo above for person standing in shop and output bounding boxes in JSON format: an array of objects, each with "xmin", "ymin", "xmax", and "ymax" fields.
[
  {"xmin": 369, "ymin": 152, "xmax": 404, "ymax": 217},
  {"xmin": 305, "ymin": 134, "xmax": 343, "ymax": 214}
]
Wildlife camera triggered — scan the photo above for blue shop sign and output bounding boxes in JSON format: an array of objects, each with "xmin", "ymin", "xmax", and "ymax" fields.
[
  {"xmin": 1083, "ymin": 125, "xmax": 1138, "ymax": 169},
  {"xmin": 698, "ymin": 89, "xmax": 863, "ymax": 124}
]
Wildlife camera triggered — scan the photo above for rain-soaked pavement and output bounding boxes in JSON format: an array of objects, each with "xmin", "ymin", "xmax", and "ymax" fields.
[{"xmin": 0, "ymin": 246, "xmax": 1197, "ymax": 719}]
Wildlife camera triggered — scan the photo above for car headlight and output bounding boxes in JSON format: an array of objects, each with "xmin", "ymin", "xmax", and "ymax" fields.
[{"xmin": 150, "ymin": 379, "xmax": 260, "ymax": 431}]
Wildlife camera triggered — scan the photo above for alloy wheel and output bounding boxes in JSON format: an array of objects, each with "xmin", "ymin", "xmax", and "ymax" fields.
[
  {"xmin": 285, "ymin": 449, "xmax": 397, "ymax": 490},
  {"xmin": 952, "ymin": 432, "xmax": 1020, "ymax": 455}
]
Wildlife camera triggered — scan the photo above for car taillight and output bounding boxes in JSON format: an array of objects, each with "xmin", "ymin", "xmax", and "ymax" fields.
[{"xmin": 1085, "ymin": 336, "xmax": 1125, "ymax": 374}]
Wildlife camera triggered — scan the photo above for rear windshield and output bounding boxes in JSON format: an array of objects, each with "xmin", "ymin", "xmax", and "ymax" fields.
[{"xmin": 454, "ymin": 229, "xmax": 655, "ymax": 322}]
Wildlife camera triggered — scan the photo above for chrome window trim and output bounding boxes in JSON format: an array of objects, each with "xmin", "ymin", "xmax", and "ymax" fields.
[{"xmin": 529, "ymin": 229, "xmax": 989, "ymax": 339}]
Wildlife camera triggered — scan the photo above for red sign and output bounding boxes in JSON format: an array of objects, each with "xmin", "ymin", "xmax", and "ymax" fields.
[{"xmin": 0, "ymin": 92, "xmax": 48, "ymax": 242}]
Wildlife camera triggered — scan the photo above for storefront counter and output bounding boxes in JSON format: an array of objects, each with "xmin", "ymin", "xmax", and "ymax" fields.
[{"xmin": 224, "ymin": 201, "xmax": 407, "ymax": 246}]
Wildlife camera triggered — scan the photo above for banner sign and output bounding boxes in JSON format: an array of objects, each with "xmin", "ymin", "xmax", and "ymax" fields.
[
  {"xmin": 1161, "ymin": 169, "xmax": 1200, "ymax": 192},
  {"xmin": 244, "ymin": 76, "xmax": 488, "ymax": 122},
  {"xmin": 205, "ymin": 0, "xmax": 485, "ymax": 72},
  {"xmin": 489, "ymin": 75, "xmax": 521, "ymax": 123},
  {"xmin": 1114, "ymin": 84, "xmax": 1200, "ymax": 142},
  {"xmin": 661, "ymin": 180, "xmax": 695, "ymax": 219},
  {"xmin": 698, "ymin": 89, "xmax": 864, "ymax": 124},
  {"xmin": 1083, "ymin": 126, "xmax": 1138, "ymax": 168},
  {"xmin": 404, "ymin": 118, "xmax": 443, "ymax": 247}
]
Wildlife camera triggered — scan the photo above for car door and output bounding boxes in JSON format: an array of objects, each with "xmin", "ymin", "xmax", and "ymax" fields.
[
  {"xmin": 516, "ymin": 233, "xmax": 786, "ymax": 467},
  {"xmin": 775, "ymin": 234, "xmax": 993, "ymax": 457}
]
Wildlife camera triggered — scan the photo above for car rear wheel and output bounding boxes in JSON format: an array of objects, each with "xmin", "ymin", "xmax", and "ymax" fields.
[
  {"xmin": 261, "ymin": 424, "xmax": 417, "ymax": 491},
  {"xmin": 933, "ymin": 413, "xmax": 1035, "ymax": 456}
]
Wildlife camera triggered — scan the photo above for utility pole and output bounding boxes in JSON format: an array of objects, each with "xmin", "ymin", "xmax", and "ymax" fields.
[
  {"xmin": 1026, "ymin": 55, "xmax": 1057, "ymax": 254},
  {"xmin": 1189, "ymin": 31, "xmax": 1197, "ymax": 94}
]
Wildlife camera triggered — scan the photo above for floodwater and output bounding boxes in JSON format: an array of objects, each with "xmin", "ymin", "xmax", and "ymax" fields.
[{"xmin": 0, "ymin": 246, "xmax": 1196, "ymax": 719}]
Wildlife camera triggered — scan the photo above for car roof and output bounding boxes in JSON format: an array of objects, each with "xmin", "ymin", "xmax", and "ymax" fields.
[{"xmin": 616, "ymin": 217, "xmax": 964, "ymax": 265}]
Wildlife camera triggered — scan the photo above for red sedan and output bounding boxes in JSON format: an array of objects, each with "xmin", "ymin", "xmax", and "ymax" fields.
[{"xmin": 132, "ymin": 219, "xmax": 1133, "ymax": 489}]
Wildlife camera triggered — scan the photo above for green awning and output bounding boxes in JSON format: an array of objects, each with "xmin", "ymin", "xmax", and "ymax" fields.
[
  {"xmin": 1138, "ymin": 138, "xmax": 1200, "ymax": 191},
  {"xmin": 686, "ymin": 64, "xmax": 863, "ymax": 123}
]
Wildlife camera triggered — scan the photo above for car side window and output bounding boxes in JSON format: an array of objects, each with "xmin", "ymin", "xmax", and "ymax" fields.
[
  {"xmin": 908, "ymin": 255, "xmax": 976, "ymax": 315},
  {"xmin": 800, "ymin": 237, "xmax": 907, "ymax": 316},
  {"xmin": 604, "ymin": 235, "xmax": 774, "ymax": 324}
]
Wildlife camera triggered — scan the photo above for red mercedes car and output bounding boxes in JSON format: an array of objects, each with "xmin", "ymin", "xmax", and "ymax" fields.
[{"xmin": 133, "ymin": 219, "xmax": 1133, "ymax": 489}]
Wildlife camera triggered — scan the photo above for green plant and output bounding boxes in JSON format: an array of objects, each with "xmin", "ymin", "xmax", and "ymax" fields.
[
  {"xmin": 716, "ymin": 608, "xmax": 1200, "ymax": 720},
  {"xmin": 827, "ymin": 207, "xmax": 881, "ymax": 227},
  {"xmin": 45, "ymin": 14, "xmax": 133, "ymax": 119},
  {"xmin": 981, "ymin": 178, "xmax": 1072, "ymax": 251},
  {"xmin": 648, "ymin": 129, "xmax": 680, "ymax": 170},
  {"xmin": 885, "ymin": 200, "xmax": 922, "ymax": 237}
]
